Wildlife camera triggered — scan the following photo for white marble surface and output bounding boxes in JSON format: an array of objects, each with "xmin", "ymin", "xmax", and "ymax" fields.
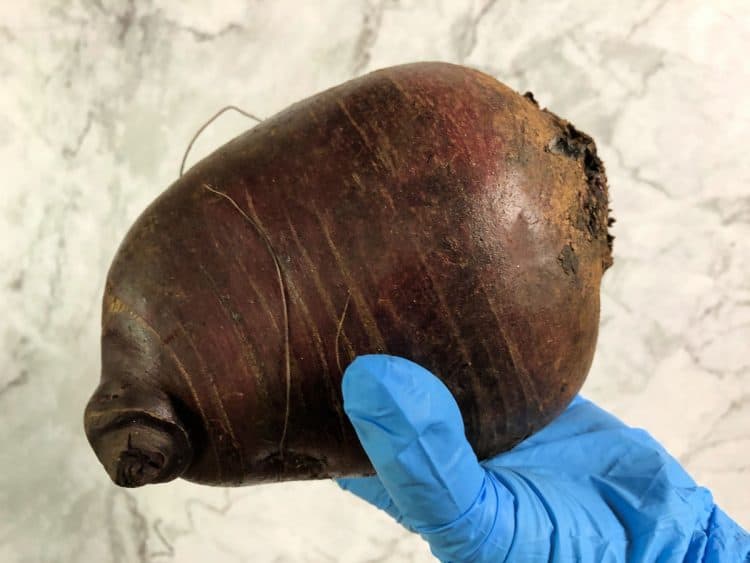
[{"xmin": 1, "ymin": 1, "xmax": 748, "ymax": 561}]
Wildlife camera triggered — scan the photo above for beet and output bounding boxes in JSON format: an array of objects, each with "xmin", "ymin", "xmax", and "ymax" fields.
[{"xmin": 84, "ymin": 62, "xmax": 612, "ymax": 488}]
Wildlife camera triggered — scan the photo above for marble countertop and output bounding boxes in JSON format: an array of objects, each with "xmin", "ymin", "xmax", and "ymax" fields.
[{"xmin": 1, "ymin": 1, "xmax": 748, "ymax": 561}]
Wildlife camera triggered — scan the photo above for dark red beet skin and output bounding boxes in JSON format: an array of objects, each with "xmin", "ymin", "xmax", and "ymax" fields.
[{"xmin": 84, "ymin": 62, "xmax": 612, "ymax": 487}]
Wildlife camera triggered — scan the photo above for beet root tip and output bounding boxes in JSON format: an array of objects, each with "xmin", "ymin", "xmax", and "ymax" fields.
[
  {"xmin": 87, "ymin": 419, "xmax": 192, "ymax": 487},
  {"xmin": 84, "ymin": 382, "xmax": 194, "ymax": 488},
  {"xmin": 116, "ymin": 446, "xmax": 165, "ymax": 487}
]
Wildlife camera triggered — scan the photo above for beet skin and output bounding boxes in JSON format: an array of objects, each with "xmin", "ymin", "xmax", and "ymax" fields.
[{"xmin": 84, "ymin": 62, "xmax": 613, "ymax": 488}]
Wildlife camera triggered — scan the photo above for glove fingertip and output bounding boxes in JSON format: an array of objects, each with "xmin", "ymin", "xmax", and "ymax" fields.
[
  {"xmin": 340, "ymin": 354, "xmax": 487, "ymax": 529},
  {"xmin": 342, "ymin": 354, "xmax": 458, "ymax": 430},
  {"xmin": 342, "ymin": 355, "xmax": 427, "ymax": 409}
]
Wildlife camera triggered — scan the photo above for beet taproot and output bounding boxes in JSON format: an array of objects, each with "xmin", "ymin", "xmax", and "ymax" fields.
[{"xmin": 84, "ymin": 62, "xmax": 613, "ymax": 488}]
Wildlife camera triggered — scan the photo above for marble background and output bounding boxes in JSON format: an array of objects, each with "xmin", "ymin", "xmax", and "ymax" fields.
[{"xmin": 1, "ymin": 1, "xmax": 748, "ymax": 561}]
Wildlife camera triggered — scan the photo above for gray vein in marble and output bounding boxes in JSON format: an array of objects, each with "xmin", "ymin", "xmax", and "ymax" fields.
[
  {"xmin": 8, "ymin": 271, "xmax": 24, "ymax": 290},
  {"xmin": 680, "ymin": 394, "xmax": 750, "ymax": 467},
  {"xmin": 163, "ymin": 21, "xmax": 244, "ymax": 43},
  {"xmin": 568, "ymin": 33, "xmax": 666, "ymax": 100},
  {"xmin": 683, "ymin": 346, "xmax": 737, "ymax": 379},
  {"xmin": 102, "ymin": 0, "xmax": 248, "ymax": 45},
  {"xmin": 610, "ymin": 145, "xmax": 673, "ymax": 199},
  {"xmin": 184, "ymin": 493, "xmax": 235, "ymax": 532},
  {"xmin": 452, "ymin": 0, "xmax": 498, "ymax": 62},
  {"xmin": 86, "ymin": 0, "xmax": 139, "ymax": 42},
  {"xmin": 45, "ymin": 0, "xmax": 251, "ymax": 170},
  {"xmin": 626, "ymin": 0, "xmax": 670, "ymax": 39},
  {"xmin": 352, "ymin": 0, "xmax": 389, "ymax": 75},
  {"xmin": 149, "ymin": 519, "xmax": 175, "ymax": 559},
  {"xmin": 716, "ymin": 394, "xmax": 750, "ymax": 425},
  {"xmin": 701, "ymin": 196, "xmax": 750, "ymax": 226},
  {"xmin": 2, "ymin": 320, "xmax": 34, "ymax": 395},
  {"xmin": 696, "ymin": 300, "xmax": 725, "ymax": 324},
  {"xmin": 47, "ymin": 5, "xmax": 90, "ymax": 27},
  {"xmin": 62, "ymin": 110, "xmax": 94, "ymax": 158},
  {"xmin": 146, "ymin": 492, "xmax": 236, "ymax": 560},
  {"xmin": 116, "ymin": 0, "xmax": 138, "ymax": 42},
  {"xmin": 681, "ymin": 436, "xmax": 750, "ymax": 468},
  {"xmin": 0, "ymin": 370, "xmax": 29, "ymax": 397},
  {"xmin": 89, "ymin": 0, "xmax": 136, "ymax": 25},
  {"xmin": 47, "ymin": 206, "xmax": 70, "ymax": 327},
  {"xmin": 480, "ymin": 23, "xmax": 588, "ymax": 93},
  {"xmin": 635, "ymin": 57, "xmax": 666, "ymax": 98},
  {"xmin": 106, "ymin": 490, "xmax": 149, "ymax": 563}
]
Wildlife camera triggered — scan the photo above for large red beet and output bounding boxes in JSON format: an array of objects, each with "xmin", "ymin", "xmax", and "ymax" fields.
[{"xmin": 84, "ymin": 62, "xmax": 612, "ymax": 488}]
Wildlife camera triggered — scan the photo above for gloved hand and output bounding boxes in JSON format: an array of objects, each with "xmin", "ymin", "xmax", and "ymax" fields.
[{"xmin": 336, "ymin": 355, "xmax": 750, "ymax": 562}]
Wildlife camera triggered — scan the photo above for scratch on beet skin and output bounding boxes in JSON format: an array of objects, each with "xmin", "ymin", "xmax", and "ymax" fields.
[
  {"xmin": 173, "ymin": 319, "xmax": 242, "ymax": 476},
  {"xmin": 336, "ymin": 98, "xmax": 374, "ymax": 150},
  {"xmin": 311, "ymin": 201, "xmax": 387, "ymax": 352},
  {"xmin": 282, "ymin": 207, "xmax": 355, "ymax": 358},
  {"xmin": 205, "ymin": 227, "xmax": 274, "ymax": 403},
  {"xmin": 335, "ymin": 291, "xmax": 352, "ymax": 375}
]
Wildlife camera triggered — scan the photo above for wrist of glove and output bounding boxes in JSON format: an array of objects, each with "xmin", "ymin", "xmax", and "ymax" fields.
[{"xmin": 336, "ymin": 355, "xmax": 750, "ymax": 563}]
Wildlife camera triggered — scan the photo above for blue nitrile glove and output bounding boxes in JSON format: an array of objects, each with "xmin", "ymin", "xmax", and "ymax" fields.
[{"xmin": 336, "ymin": 355, "xmax": 750, "ymax": 562}]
